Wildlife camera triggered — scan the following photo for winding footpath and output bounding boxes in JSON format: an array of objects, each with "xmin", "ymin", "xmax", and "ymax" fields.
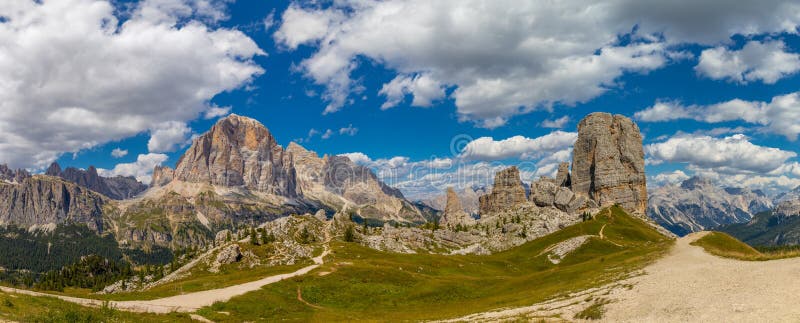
[
  {"xmin": 0, "ymin": 245, "xmax": 330, "ymax": 314},
  {"xmin": 1, "ymin": 222, "xmax": 335, "ymax": 315},
  {"xmin": 444, "ymin": 231, "xmax": 800, "ymax": 322}
]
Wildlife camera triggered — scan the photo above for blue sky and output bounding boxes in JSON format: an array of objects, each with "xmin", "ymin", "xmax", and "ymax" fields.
[{"xmin": 2, "ymin": 0, "xmax": 800, "ymax": 198}]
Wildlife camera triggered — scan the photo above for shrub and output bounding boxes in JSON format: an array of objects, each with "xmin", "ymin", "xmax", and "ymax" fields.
[{"xmin": 344, "ymin": 225, "xmax": 356, "ymax": 242}]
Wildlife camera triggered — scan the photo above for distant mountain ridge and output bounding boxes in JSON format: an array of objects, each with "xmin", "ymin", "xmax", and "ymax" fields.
[
  {"xmin": 647, "ymin": 176, "xmax": 773, "ymax": 236},
  {"xmin": 45, "ymin": 162, "xmax": 147, "ymax": 200},
  {"xmin": 721, "ymin": 197, "xmax": 800, "ymax": 246},
  {"xmin": 774, "ymin": 186, "xmax": 800, "ymax": 204}
]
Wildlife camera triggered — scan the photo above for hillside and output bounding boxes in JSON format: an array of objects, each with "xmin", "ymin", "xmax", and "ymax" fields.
[
  {"xmin": 720, "ymin": 202, "xmax": 800, "ymax": 246},
  {"xmin": 447, "ymin": 231, "xmax": 800, "ymax": 322},
  {"xmin": 195, "ymin": 206, "xmax": 671, "ymax": 322}
]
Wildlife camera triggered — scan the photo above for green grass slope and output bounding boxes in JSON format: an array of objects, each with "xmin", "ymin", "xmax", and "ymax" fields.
[
  {"xmin": 197, "ymin": 206, "xmax": 672, "ymax": 322},
  {"xmin": 691, "ymin": 232, "xmax": 762, "ymax": 260},
  {"xmin": 0, "ymin": 291, "xmax": 192, "ymax": 323},
  {"xmin": 692, "ymin": 231, "xmax": 800, "ymax": 261}
]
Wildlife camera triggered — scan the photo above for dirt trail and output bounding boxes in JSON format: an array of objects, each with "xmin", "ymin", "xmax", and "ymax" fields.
[
  {"xmin": 443, "ymin": 231, "xmax": 800, "ymax": 322},
  {"xmin": 0, "ymin": 223, "xmax": 333, "ymax": 314}
]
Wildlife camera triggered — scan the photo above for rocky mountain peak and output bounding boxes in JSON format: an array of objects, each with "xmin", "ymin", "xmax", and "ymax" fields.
[
  {"xmin": 172, "ymin": 114, "xmax": 300, "ymax": 197},
  {"xmin": 46, "ymin": 162, "xmax": 62, "ymax": 176},
  {"xmin": 479, "ymin": 166, "xmax": 528, "ymax": 215},
  {"xmin": 571, "ymin": 112, "xmax": 647, "ymax": 215}
]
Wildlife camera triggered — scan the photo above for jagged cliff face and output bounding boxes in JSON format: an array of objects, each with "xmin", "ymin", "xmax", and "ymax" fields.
[
  {"xmin": 571, "ymin": 113, "xmax": 647, "ymax": 215},
  {"xmin": 0, "ymin": 176, "xmax": 108, "ymax": 232},
  {"xmin": 147, "ymin": 115, "xmax": 424, "ymax": 227},
  {"xmin": 173, "ymin": 114, "xmax": 300, "ymax": 197},
  {"xmin": 46, "ymin": 162, "xmax": 147, "ymax": 200},
  {"xmin": 479, "ymin": 166, "xmax": 528, "ymax": 215},
  {"xmin": 648, "ymin": 177, "xmax": 773, "ymax": 236}
]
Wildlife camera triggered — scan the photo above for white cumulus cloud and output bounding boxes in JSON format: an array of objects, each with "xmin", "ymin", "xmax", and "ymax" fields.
[
  {"xmin": 203, "ymin": 106, "xmax": 231, "ymax": 119},
  {"xmin": 635, "ymin": 92, "xmax": 800, "ymax": 140},
  {"xmin": 98, "ymin": 153, "xmax": 169, "ymax": 184},
  {"xmin": 460, "ymin": 131, "xmax": 578, "ymax": 161},
  {"xmin": 379, "ymin": 74, "xmax": 446, "ymax": 110},
  {"xmin": 275, "ymin": 0, "xmax": 800, "ymax": 127},
  {"xmin": 650, "ymin": 170, "xmax": 691, "ymax": 187},
  {"xmin": 696, "ymin": 40, "xmax": 800, "ymax": 84},
  {"xmin": 645, "ymin": 134, "xmax": 797, "ymax": 174},
  {"xmin": 148, "ymin": 121, "xmax": 193, "ymax": 153},
  {"xmin": 540, "ymin": 116, "xmax": 571, "ymax": 129},
  {"xmin": 339, "ymin": 124, "xmax": 358, "ymax": 136},
  {"xmin": 111, "ymin": 148, "xmax": 129, "ymax": 158},
  {"xmin": 0, "ymin": 0, "xmax": 264, "ymax": 168}
]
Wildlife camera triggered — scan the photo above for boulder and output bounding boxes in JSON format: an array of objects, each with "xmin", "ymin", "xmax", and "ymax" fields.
[
  {"xmin": 215, "ymin": 244, "xmax": 241, "ymax": 265},
  {"xmin": 215, "ymin": 229, "xmax": 232, "ymax": 245},
  {"xmin": 530, "ymin": 180, "xmax": 558, "ymax": 207}
]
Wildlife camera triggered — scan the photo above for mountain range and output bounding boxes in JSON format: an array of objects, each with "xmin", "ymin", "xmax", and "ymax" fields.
[
  {"xmin": 720, "ymin": 187, "xmax": 800, "ymax": 246},
  {"xmin": 647, "ymin": 176, "xmax": 774, "ymax": 236},
  {"xmin": 0, "ymin": 114, "xmax": 431, "ymax": 251}
]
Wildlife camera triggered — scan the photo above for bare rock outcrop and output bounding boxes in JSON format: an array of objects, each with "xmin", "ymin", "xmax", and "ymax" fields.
[
  {"xmin": 556, "ymin": 162, "xmax": 571, "ymax": 187},
  {"xmin": 479, "ymin": 166, "xmax": 528, "ymax": 215},
  {"xmin": 173, "ymin": 114, "xmax": 300, "ymax": 197},
  {"xmin": 440, "ymin": 187, "xmax": 475, "ymax": 228},
  {"xmin": 209, "ymin": 244, "xmax": 242, "ymax": 273},
  {"xmin": 215, "ymin": 229, "xmax": 232, "ymax": 245},
  {"xmin": 571, "ymin": 113, "xmax": 647, "ymax": 215}
]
